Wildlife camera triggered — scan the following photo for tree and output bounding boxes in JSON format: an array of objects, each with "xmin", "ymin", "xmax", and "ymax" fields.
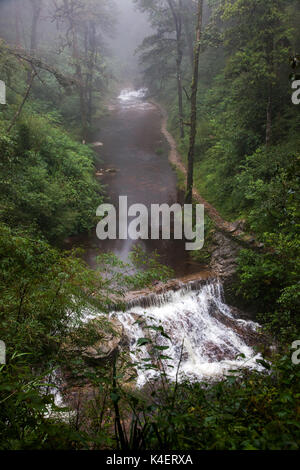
[
  {"xmin": 185, "ymin": 0, "xmax": 203, "ymax": 204},
  {"xmin": 29, "ymin": 0, "xmax": 43, "ymax": 55},
  {"xmin": 167, "ymin": 0, "xmax": 185, "ymax": 138},
  {"xmin": 51, "ymin": 0, "xmax": 114, "ymax": 140},
  {"xmin": 221, "ymin": 0, "xmax": 293, "ymax": 148},
  {"xmin": 135, "ymin": 0, "xmax": 194, "ymax": 139}
]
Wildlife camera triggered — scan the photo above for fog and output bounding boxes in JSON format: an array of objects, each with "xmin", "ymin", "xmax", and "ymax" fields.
[
  {"xmin": 112, "ymin": 0, "xmax": 153, "ymax": 81},
  {"xmin": 0, "ymin": 0, "xmax": 153, "ymax": 83}
]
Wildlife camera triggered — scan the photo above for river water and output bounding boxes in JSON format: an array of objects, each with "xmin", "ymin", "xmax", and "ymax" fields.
[
  {"xmin": 112, "ymin": 281, "xmax": 262, "ymax": 387},
  {"xmin": 69, "ymin": 88, "xmax": 205, "ymax": 276},
  {"xmin": 68, "ymin": 88, "xmax": 263, "ymax": 386}
]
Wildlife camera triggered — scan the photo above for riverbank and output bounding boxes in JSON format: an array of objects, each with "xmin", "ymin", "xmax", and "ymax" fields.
[{"xmin": 153, "ymin": 100, "xmax": 265, "ymax": 252}]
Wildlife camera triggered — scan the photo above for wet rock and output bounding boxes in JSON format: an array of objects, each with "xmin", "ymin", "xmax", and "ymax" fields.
[
  {"xmin": 91, "ymin": 141, "xmax": 104, "ymax": 147},
  {"xmin": 209, "ymin": 231, "xmax": 241, "ymax": 279},
  {"xmin": 124, "ymin": 272, "xmax": 213, "ymax": 309},
  {"xmin": 63, "ymin": 318, "xmax": 125, "ymax": 365},
  {"xmin": 206, "ymin": 300, "xmax": 262, "ymax": 349},
  {"xmin": 82, "ymin": 318, "xmax": 124, "ymax": 362},
  {"xmin": 204, "ymin": 341, "xmax": 236, "ymax": 361},
  {"xmin": 228, "ymin": 219, "xmax": 247, "ymax": 233}
]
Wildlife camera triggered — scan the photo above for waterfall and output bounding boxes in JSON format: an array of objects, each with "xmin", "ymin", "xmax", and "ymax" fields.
[
  {"xmin": 117, "ymin": 88, "xmax": 153, "ymax": 110},
  {"xmin": 110, "ymin": 281, "xmax": 264, "ymax": 388},
  {"xmin": 118, "ymin": 88, "xmax": 148, "ymax": 101}
]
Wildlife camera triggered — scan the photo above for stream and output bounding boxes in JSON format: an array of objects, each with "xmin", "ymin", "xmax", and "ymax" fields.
[
  {"xmin": 71, "ymin": 89, "xmax": 263, "ymax": 386},
  {"xmin": 68, "ymin": 88, "xmax": 204, "ymax": 276}
]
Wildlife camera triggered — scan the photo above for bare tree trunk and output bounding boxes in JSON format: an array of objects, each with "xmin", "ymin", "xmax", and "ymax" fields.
[
  {"xmin": 65, "ymin": 0, "xmax": 88, "ymax": 141},
  {"xmin": 27, "ymin": 0, "xmax": 42, "ymax": 84},
  {"xmin": 176, "ymin": 44, "xmax": 184, "ymax": 139},
  {"xmin": 167, "ymin": 0, "xmax": 185, "ymax": 139},
  {"xmin": 29, "ymin": 0, "xmax": 42, "ymax": 54},
  {"xmin": 86, "ymin": 21, "xmax": 97, "ymax": 127},
  {"xmin": 14, "ymin": 0, "xmax": 21, "ymax": 47},
  {"xmin": 182, "ymin": 0, "xmax": 194, "ymax": 67},
  {"xmin": 185, "ymin": 0, "xmax": 203, "ymax": 204},
  {"xmin": 76, "ymin": 58, "xmax": 88, "ymax": 141},
  {"xmin": 266, "ymin": 90, "xmax": 272, "ymax": 147}
]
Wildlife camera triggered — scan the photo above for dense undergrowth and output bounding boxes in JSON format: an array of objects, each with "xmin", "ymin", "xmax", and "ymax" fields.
[{"xmin": 0, "ymin": 0, "xmax": 299, "ymax": 451}]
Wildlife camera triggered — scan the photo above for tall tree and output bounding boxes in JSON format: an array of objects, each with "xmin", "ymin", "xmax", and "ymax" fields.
[
  {"xmin": 29, "ymin": 0, "xmax": 43, "ymax": 55},
  {"xmin": 135, "ymin": 0, "xmax": 193, "ymax": 139},
  {"xmin": 221, "ymin": 0, "xmax": 292, "ymax": 149},
  {"xmin": 181, "ymin": 0, "xmax": 195, "ymax": 67},
  {"xmin": 185, "ymin": 0, "xmax": 203, "ymax": 204},
  {"xmin": 51, "ymin": 0, "xmax": 114, "ymax": 140},
  {"xmin": 167, "ymin": 0, "xmax": 184, "ymax": 138}
]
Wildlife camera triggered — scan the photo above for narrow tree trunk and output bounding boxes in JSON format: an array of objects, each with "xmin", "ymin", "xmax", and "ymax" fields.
[
  {"xmin": 112, "ymin": 352, "xmax": 127, "ymax": 450},
  {"xmin": 185, "ymin": 0, "xmax": 203, "ymax": 204},
  {"xmin": 182, "ymin": 1, "xmax": 194, "ymax": 67},
  {"xmin": 76, "ymin": 57, "xmax": 88, "ymax": 141},
  {"xmin": 67, "ymin": 0, "xmax": 88, "ymax": 141},
  {"xmin": 86, "ymin": 21, "xmax": 96, "ymax": 126},
  {"xmin": 176, "ymin": 48, "xmax": 184, "ymax": 139},
  {"xmin": 266, "ymin": 90, "xmax": 272, "ymax": 147},
  {"xmin": 265, "ymin": 34, "xmax": 274, "ymax": 148},
  {"xmin": 14, "ymin": 1, "xmax": 21, "ymax": 47},
  {"xmin": 167, "ymin": 0, "xmax": 185, "ymax": 139},
  {"xmin": 27, "ymin": 0, "xmax": 42, "ymax": 84},
  {"xmin": 29, "ymin": 0, "xmax": 42, "ymax": 54}
]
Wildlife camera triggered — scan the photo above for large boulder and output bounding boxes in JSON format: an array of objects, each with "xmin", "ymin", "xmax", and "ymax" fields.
[
  {"xmin": 62, "ymin": 318, "xmax": 125, "ymax": 366},
  {"xmin": 81, "ymin": 318, "xmax": 125, "ymax": 363}
]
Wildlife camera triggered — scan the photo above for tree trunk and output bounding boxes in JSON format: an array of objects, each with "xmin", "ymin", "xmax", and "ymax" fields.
[
  {"xmin": 14, "ymin": 1, "xmax": 21, "ymax": 47},
  {"xmin": 266, "ymin": 90, "xmax": 272, "ymax": 147},
  {"xmin": 27, "ymin": 0, "xmax": 42, "ymax": 84},
  {"xmin": 65, "ymin": 0, "xmax": 88, "ymax": 141},
  {"xmin": 86, "ymin": 21, "xmax": 96, "ymax": 127},
  {"xmin": 185, "ymin": 0, "xmax": 203, "ymax": 204},
  {"xmin": 76, "ymin": 49, "xmax": 88, "ymax": 142},
  {"xmin": 265, "ymin": 35, "xmax": 273, "ymax": 148},
  {"xmin": 8, "ymin": 70, "xmax": 36, "ymax": 133},
  {"xmin": 176, "ymin": 46, "xmax": 184, "ymax": 139},
  {"xmin": 29, "ymin": 0, "xmax": 42, "ymax": 54},
  {"xmin": 167, "ymin": 0, "xmax": 185, "ymax": 139},
  {"xmin": 112, "ymin": 352, "xmax": 127, "ymax": 450},
  {"xmin": 182, "ymin": 1, "xmax": 194, "ymax": 67}
]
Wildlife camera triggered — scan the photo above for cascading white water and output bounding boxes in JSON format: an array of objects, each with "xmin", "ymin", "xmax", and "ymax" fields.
[
  {"xmin": 117, "ymin": 88, "xmax": 154, "ymax": 110},
  {"xmin": 118, "ymin": 88, "xmax": 148, "ymax": 101},
  {"xmin": 111, "ymin": 281, "xmax": 263, "ymax": 388}
]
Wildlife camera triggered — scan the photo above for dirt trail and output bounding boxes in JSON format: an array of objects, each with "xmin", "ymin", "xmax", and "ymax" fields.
[{"xmin": 155, "ymin": 102, "xmax": 264, "ymax": 251}]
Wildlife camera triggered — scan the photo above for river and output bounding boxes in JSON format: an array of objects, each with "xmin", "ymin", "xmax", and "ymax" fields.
[
  {"xmin": 69, "ymin": 88, "xmax": 206, "ymax": 276},
  {"xmin": 68, "ymin": 88, "xmax": 263, "ymax": 386}
]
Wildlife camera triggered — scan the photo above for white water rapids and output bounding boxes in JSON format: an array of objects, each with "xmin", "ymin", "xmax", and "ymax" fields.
[
  {"xmin": 117, "ymin": 88, "xmax": 154, "ymax": 110},
  {"xmin": 45, "ymin": 89, "xmax": 265, "ymax": 415},
  {"xmin": 110, "ymin": 281, "xmax": 263, "ymax": 388},
  {"xmin": 106, "ymin": 90, "xmax": 264, "ymax": 386}
]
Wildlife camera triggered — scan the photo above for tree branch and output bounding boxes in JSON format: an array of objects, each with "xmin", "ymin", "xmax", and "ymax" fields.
[
  {"xmin": 7, "ymin": 69, "xmax": 37, "ymax": 133},
  {"xmin": 7, "ymin": 47, "xmax": 78, "ymax": 89}
]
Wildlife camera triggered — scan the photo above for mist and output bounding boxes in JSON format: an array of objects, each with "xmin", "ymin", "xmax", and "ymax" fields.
[
  {"xmin": 112, "ymin": 0, "xmax": 153, "ymax": 82},
  {"xmin": 0, "ymin": 0, "xmax": 153, "ymax": 84}
]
